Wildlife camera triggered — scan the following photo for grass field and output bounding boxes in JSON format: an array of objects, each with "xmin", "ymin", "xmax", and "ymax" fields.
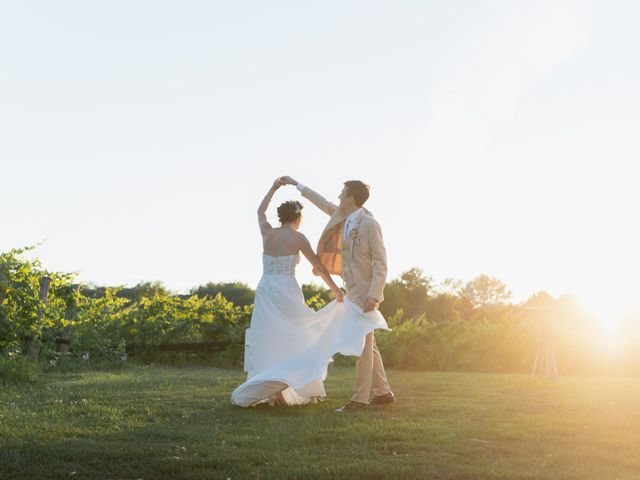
[{"xmin": 1, "ymin": 365, "xmax": 639, "ymax": 479}]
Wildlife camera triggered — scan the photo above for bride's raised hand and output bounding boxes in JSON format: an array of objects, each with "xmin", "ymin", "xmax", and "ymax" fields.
[{"xmin": 278, "ymin": 176, "xmax": 298, "ymax": 186}]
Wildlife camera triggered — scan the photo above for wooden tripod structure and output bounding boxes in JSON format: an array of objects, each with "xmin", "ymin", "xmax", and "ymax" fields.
[{"xmin": 526, "ymin": 306, "xmax": 559, "ymax": 381}]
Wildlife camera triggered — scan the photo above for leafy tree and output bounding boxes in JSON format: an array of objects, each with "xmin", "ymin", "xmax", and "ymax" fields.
[
  {"xmin": 80, "ymin": 281, "xmax": 171, "ymax": 302},
  {"xmin": 425, "ymin": 292, "xmax": 462, "ymax": 324},
  {"xmin": 189, "ymin": 282, "xmax": 255, "ymax": 306},
  {"xmin": 461, "ymin": 274, "xmax": 512, "ymax": 308},
  {"xmin": 378, "ymin": 281, "xmax": 406, "ymax": 319},
  {"xmin": 118, "ymin": 281, "xmax": 171, "ymax": 302},
  {"xmin": 523, "ymin": 291, "xmax": 557, "ymax": 308},
  {"xmin": 379, "ymin": 268, "xmax": 433, "ymax": 320}
]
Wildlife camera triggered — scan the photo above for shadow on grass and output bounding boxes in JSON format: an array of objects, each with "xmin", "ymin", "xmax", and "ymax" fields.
[{"xmin": 2, "ymin": 399, "xmax": 398, "ymax": 479}]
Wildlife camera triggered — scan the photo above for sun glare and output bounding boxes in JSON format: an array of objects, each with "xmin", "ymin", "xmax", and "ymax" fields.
[{"xmin": 573, "ymin": 285, "xmax": 637, "ymax": 351}]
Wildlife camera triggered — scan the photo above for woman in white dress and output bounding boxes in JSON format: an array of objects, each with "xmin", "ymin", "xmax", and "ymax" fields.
[{"xmin": 231, "ymin": 179, "xmax": 389, "ymax": 407}]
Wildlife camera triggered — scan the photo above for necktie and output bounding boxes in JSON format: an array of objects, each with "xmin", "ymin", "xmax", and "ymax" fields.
[{"xmin": 344, "ymin": 218, "xmax": 351, "ymax": 240}]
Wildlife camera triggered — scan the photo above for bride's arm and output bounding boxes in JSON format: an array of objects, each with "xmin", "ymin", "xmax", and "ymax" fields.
[
  {"xmin": 299, "ymin": 235, "xmax": 344, "ymax": 302},
  {"xmin": 257, "ymin": 179, "xmax": 282, "ymax": 236}
]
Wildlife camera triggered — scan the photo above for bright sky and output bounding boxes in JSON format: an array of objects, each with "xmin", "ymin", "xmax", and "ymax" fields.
[{"xmin": 1, "ymin": 1, "xmax": 639, "ymax": 322}]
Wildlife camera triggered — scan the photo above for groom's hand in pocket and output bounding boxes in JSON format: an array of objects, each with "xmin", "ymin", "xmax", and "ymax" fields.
[{"xmin": 363, "ymin": 297, "xmax": 379, "ymax": 313}]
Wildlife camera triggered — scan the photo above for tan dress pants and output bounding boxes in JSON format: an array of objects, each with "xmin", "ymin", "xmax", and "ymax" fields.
[{"xmin": 351, "ymin": 332, "xmax": 391, "ymax": 404}]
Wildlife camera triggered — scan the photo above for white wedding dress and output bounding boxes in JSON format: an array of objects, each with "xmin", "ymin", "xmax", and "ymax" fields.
[{"xmin": 231, "ymin": 253, "xmax": 389, "ymax": 407}]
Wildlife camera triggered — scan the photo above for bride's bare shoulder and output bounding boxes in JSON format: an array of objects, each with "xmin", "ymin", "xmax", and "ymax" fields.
[{"xmin": 294, "ymin": 231, "xmax": 313, "ymax": 248}]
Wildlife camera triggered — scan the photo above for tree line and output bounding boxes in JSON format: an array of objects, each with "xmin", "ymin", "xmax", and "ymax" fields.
[{"xmin": 1, "ymin": 247, "xmax": 639, "ymax": 377}]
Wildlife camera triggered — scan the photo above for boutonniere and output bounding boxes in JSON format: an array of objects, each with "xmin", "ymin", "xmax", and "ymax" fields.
[{"xmin": 350, "ymin": 227, "xmax": 360, "ymax": 241}]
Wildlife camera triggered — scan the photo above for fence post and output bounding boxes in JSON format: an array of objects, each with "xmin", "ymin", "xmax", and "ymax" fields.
[
  {"xmin": 58, "ymin": 284, "xmax": 80, "ymax": 354},
  {"xmin": 27, "ymin": 276, "xmax": 51, "ymax": 361}
]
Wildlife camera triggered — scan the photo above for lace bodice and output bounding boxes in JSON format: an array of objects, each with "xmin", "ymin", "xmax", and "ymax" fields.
[{"xmin": 262, "ymin": 253, "xmax": 300, "ymax": 276}]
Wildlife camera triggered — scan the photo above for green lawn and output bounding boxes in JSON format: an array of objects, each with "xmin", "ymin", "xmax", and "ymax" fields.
[{"xmin": 1, "ymin": 366, "xmax": 639, "ymax": 479}]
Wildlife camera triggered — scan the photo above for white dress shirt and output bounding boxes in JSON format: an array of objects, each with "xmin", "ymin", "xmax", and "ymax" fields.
[{"xmin": 343, "ymin": 208, "xmax": 363, "ymax": 241}]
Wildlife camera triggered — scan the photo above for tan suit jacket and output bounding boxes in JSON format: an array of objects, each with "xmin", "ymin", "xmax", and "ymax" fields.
[{"xmin": 301, "ymin": 186, "xmax": 387, "ymax": 308}]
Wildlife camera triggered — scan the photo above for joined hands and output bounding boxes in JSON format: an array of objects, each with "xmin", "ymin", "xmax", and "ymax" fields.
[
  {"xmin": 271, "ymin": 176, "xmax": 297, "ymax": 191},
  {"xmin": 278, "ymin": 176, "xmax": 298, "ymax": 186}
]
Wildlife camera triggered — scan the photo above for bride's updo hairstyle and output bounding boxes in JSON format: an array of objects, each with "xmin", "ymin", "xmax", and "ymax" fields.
[{"xmin": 277, "ymin": 200, "xmax": 303, "ymax": 224}]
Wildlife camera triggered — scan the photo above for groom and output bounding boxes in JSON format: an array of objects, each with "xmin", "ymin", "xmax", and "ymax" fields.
[{"xmin": 281, "ymin": 176, "xmax": 395, "ymax": 412}]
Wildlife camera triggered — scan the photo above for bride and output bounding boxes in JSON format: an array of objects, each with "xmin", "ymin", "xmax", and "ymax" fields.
[{"xmin": 231, "ymin": 178, "xmax": 389, "ymax": 407}]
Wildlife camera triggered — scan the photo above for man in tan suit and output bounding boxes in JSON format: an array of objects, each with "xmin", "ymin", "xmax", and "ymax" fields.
[{"xmin": 281, "ymin": 176, "xmax": 394, "ymax": 412}]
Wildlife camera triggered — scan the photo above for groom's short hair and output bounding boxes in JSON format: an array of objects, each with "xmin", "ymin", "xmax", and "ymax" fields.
[{"xmin": 344, "ymin": 180, "xmax": 370, "ymax": 207}]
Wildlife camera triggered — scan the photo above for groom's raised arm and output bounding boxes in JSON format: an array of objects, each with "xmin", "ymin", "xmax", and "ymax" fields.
[
  {"xmin": 281, "ymin": 176, "xmax": 337, "ymax": 217},
  {"xmin": 299, "ymin": 185, "xmax": 338, "ymax": 217}
]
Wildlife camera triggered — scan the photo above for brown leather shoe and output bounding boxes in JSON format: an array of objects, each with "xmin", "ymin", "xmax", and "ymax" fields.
[
  {"xmin": 335, "ymin": 401, "xmax": 368, "ymax": 413},
  {"xmin": 369, "ymin": 392, "xmax": 395, "ymax": 406}
]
